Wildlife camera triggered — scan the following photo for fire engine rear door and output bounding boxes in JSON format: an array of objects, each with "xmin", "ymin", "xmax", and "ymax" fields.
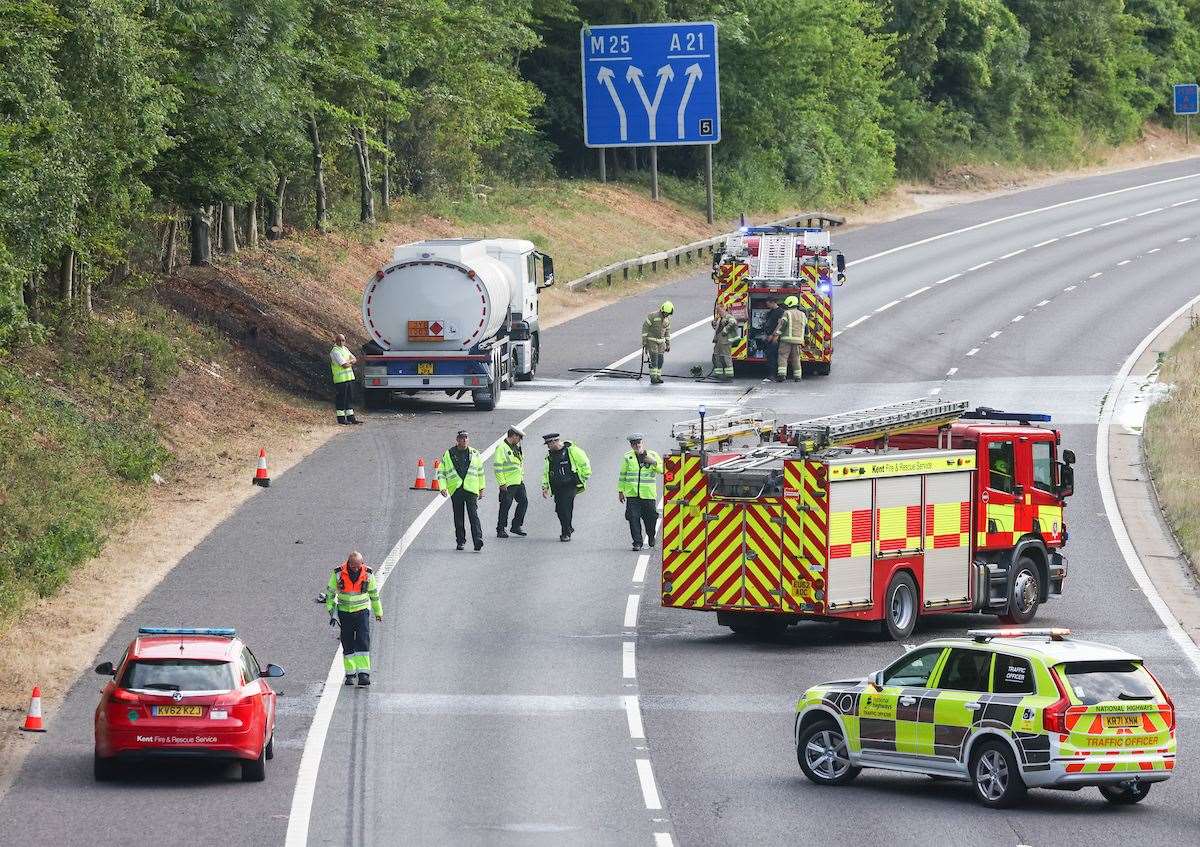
[
  {"xmin": 740, "ymin": 499, "xmax": 786, "ymax": 610},
  {"xmin": 827, "ymin": 479, "xmax": 873, "ymax": 608}
]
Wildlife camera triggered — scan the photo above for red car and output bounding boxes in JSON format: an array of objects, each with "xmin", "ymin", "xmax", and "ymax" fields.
[{"xmin": 93, "ymin": 627, "xmax": 283, "ymax": 782}]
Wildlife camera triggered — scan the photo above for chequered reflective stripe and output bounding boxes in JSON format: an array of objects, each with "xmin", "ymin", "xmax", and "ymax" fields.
[
  {"xmin": 740, "ymin": 501, "xmax": 784, "ymax": 609},
  {"xmin": 705, "ymin": 502, "xmax": 745, "ymax": 606},
  {"xmin": 978, "ymin": 501, "xmax": 1017, "ymax": 548},
  {"xmin": 800, "ymin": 288, "xmax": 832, "ymax": 362},
  {"xmin": 1034, "ymin": 504, "xmax": 1064, "ymax": 545},
  {"xmin": 877, "ymin": 504, "xmax": 922, "ymax": 553},
  {"xmin": 662, "ymin": 454, "xmax": 708, "ymax": 608},
  {"xmin": 924, "ymin": 501, "xmax": 971, "ymax": 549},
  {"xmin": 830, "ymin": 507, "xmax": 872, "ymax": 559}
]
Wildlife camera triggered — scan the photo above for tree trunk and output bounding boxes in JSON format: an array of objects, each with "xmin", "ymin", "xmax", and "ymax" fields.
[
  {"xmin": 352, "ymin": 125, "xmax": 375, "ymax": 223},
  {"xmin": 26, "ymin": 273, "xmax": 40, "ymax": 322},
  {"xmin": 163, "ymin": 216, "xmax": 179, "ymax": 273},
  {"xmin": 245, "ymin": 200, "xmax": 258, "ymax": 250},
  {"xmin": 79, "ymin": 258, "xmax": 92, "ymax": 316},
  {"xmin": 267, "ymin": 175, "xmax": 287, "ymax": 240},
  {"xmin": 221, "ymin": 203, "xmax": 238, "ymax": 255},
  {"xmin": 190, "ymin": 208, "xmax": 212, "ymax": 266},
  {"xmin": 59, "ymin": 247, "xmax": 74, "ymax": 303},
  {"xmin": 307, "ymin": 113, "xmax": 330, "ymax": 231},
  {"xmin": 380, "ymin": 116, "xmax": 391, "ymax": 213}
]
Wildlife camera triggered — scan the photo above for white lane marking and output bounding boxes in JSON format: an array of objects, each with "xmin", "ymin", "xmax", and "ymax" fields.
[
  {"xmin": 832, "ymin": 330, "xmax": 843, "ymax": 338},
  {"xmin": 1065, "ymin": 227, "xmax": 1094, "ymax": 237},
  {"xmin": 999, "ymin": 249, "xmax": 1026, "ymax": 259},
  {"xmin": 1064, "ymin": 285, "xmax": 1077, "ymax": 292},
  {"xmin": 1032, "ymin": 238, "xmax": 1059, "ymax": 248},
  {"xmin": 1171, "ymin": 198, "xmax": 1197, "ymax": 207},
  {"xmin": 1090, "ymin": 272, "xmax": 1104, "ymax": 278},
  {"xmin": 1147, "ymin": 248, "xmax": 1161, "ymax": 254},
  {"xmin": 989, "ymin": 331, "xmax": 1002, "ymax": 339},
  {"xmin": 623, "ymin": 641, "xmax": 637, "ymax": 678},
  {"xmin": 1099, "ymin": 217, "xmax": 1129, "ymax": 227},
  {"xmin": 929, "ymin": 387, "xmax": 942, "ymax": 395},
  {"xmin": 845, "ymin": 172, "xmax": 1200, "ymax": 267},
  {"xmin": 1117, "ymin": 259, "xmax": 1131, "ymax": 266},
  {"xmin": 1011, "ymin": 315, "xmax": 1024, "ymax": 322},
  {"xmin": 1097, "ymin": 294, "xmax": 1200, "ymax": 677},
  {"xmin": 1135, "ymin": 207, "xmax": 1163, "ymax": 216},
  {"xmin": 1036, "ymin": 299, "xmax": 1051, "ymax": 307},
  {"xmin": 654, "ymin": 834, "xmax": 675, "ymax": 847},
  {"xmin": 624, "ymin": 594, "xmax": 641, "ymax": 628},
  {"xmin": 636, "ymin": 759, "xmax": 663, "ymax": 810},
  {"xmin": 965, "ymin": 348, "xmax": 980, "ymax": 357},
  {"xmin": 875, "ymin": 300, "xmax": 900, "ymax": 313},
  {"xmin": 946, "ymin": 367, "xmax": 958, "ymax": 376},
  {"xmin": 623, "ymin": 695, "xmax": 645, "ymax": 740},
  {"xmin": 1180, "ymin": 237, "xmax": 1192, "ymax": 243},
  {"xmin": 968, "ymin": 261, "xmax": 993, "ymax": 271},
  {"xmin": 844, "ymin": 315, "xmax": 871, "ymax": 329},
  {"xmin": 633, "ymin": 554, "xmax": 649, "ymax": 584},
  {"xmin": 905, "ymin": 286, "xmax": 931, "ymax": 298},
  {"xmin": 933, "ymin": 273, "xmax": 961, "ymax": 285}
]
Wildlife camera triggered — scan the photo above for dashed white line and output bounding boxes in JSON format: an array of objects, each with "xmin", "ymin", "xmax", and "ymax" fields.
[
  {"xmin": 633, "ymin": 554, "xmax": 649, "ymax": 584},
  {"xmin": 832, "ymin": 330, "xmax": 843, "ymax": 338},
  {"xmin": 623, "ymin": 594, "xmax": 640, "ymax": 629},
  {"xmin": 989, "ymin": 330, "xmax": 1002, "ymax": 339},
  {"xmin": 1036, "ymin": 299, "xmax": 1051, "ymax": 307},
  {"xmin": 1171, "ymin": 198, "xmax": 1198, "ymax": 207},
  {"xmin": 946, "ymin": 367, "xmax": 958, "ymax": 376},
  {"xmin": 1064, "ymin": 227, "xmax": 1094, "ymax": 237},
  {"xmin": 1032, "ymin": 238, "xmax": 1059, "ymax": 248},
  {"xmin": 905, "ymin": 286, "xmax": 931, "ymax": 298},
  {"xmin": 965, "ymin": 347, "xmax": 980, "ymax": 357},
  {"xmin": 654, "ymin": 834, "xmax": 675, "ymax": 847},
  {"xmin": 929, "ymin": 387, "xmax": 942, "ymax": 395},
  {"xmin": 933, "ymin": 273, "xmax": 962, "ymax": 285},
  {"xmin": 1179, "ymin": 237, "xmax": 1192, "ymax": 243},
  {"xmin": 1117, "ymin": 259, "xmax": 1131, "ymax": 266},
  {"xmin": 875, "ymin": 300, "xmax": 900, "ymax": 313},
  {"xmin": 1147, "ymin": 248, "xmax": 1161, "ymax": 254},
  {"xmin": 1099, "ymin": 217, "xmax": 1129, "ymax": 227},
  {"xmin": 1089, "ymin": 272, "xmax": 1104, "ymax": 279},
  {"xmin": 845, "ymin": 315, "xmax": 871, "ymax": 329},
  {"xmin": 1135, "ymin": 207, "xmax": 1163, "ymax": 217},
  {"xmin": 623, "ymin": 695, "xmax": 645, "ymax": 740},
  {"xmin": 636, "ymin": 759, "xmax": 663, "ymax": 810},
  {"xmin": 1064, "ymin": 285, "xmax": 1077, "ymax": 292},
  {"xmin": 622, "ymin": 641, "xmax": 636, "ymax": 678},
  {"xmin": 967, "ymin": 261, "xmax": 993, "ymax": 271},
  {"xmin": 1011, "ymin": 315, "xmax": 1024, "ymax": 323},
  {"xmin": 999, "ymin": 249, "xmax": 1026, "ymax": 259}
]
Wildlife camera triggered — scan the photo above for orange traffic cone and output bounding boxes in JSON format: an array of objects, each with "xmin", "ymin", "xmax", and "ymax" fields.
[
  {"xmin": 252, "ymin": 449, "xmax": 270, "ymax": 488},
  {"xmin": 411, "ymin": 458, "xmax": 428, "ymax": 490},
  {"xmin": 20, "ymin": 686, "xmax": 46, "ymax": 733},
  {"xmin": 430, "ymin": 459, "xmax": 442, "ymax": 491}
]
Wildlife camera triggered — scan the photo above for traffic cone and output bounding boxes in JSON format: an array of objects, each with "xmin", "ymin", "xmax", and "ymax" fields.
[
  {"xmin": 411, "ymin": 458, "xmax": 427, "ymax": 490},
  {"xmin": 19, "ymin": 686, "xmax": 46, "ymax": 733},
  {"xmin": 430, "ymin": 459, "xmax": 442, "ymax": 491},
  {"xmin": 252, "ymin": 449, "xmax": 270, "ymax": 488}
]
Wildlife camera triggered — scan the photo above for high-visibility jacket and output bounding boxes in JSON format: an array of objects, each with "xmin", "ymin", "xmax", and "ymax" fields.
[
  {"xmin": 325, "ymin": 564, "xmax": 382, "ymax": 616},
  {"xmin": 493, "ymin": 440, "xmax": 524, "ymax": 486},
  {"xmin": 618, "ymin": 450, "xmax": 663, "ymax": 499},
  {"xmin": 712, "ymin": 314, "xmax": 738, "ymax": 354},
  {"xmin": 439, "ymin": 447, "xmax": 486, "ymax": 495},
  {"xmin": 779, "ymin": 308, "xmax": 807, "ymax": 345},
  {"xmin": 542, "ymin": 442, "xmax": 592, "ymax": 490},
  {"xmin": 642, "ymin": 312, "xmax": 671, "ymax": 354},
  {"xmin": 330, "ymin": 345, "xmax": 355, "ymax": 383}
]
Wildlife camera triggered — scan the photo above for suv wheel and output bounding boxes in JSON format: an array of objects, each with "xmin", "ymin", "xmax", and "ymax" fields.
[
  {"xmin": 796, "ymin": 719, "xmax": 860, "ymax": 786},
  {"xmin": 970, "ymin": 740, "xmax": 1026, "ymax": 808}
]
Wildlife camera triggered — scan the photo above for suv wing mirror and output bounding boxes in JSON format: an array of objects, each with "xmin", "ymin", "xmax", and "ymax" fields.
[
  {"xmin": 537, "ymin": 254, "xmax": 555, "ymax": 290},
  {"xmin": 95, "ymin": 661, "xmax": 115, "ymax": 676},
  {"xmin": 261, "ymin": 664, "xmax": 286, "ymax": 678},
  {"xmin": 1062, "ymin": 449, "xmax": 1076, "ymax": 465}
]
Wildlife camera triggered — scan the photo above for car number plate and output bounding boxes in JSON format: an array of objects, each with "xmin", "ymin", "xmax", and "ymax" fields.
[
  {"xmin": 417, "ymin": 363, "xmax": 434, "ymax": 375},
  {"xmin": 1103, "ymin": 714, "xmax": 1141, "ymax": 728},
  {"xmin": 152, "ymin": 705, "xmax": 203, "ymax": 717}
]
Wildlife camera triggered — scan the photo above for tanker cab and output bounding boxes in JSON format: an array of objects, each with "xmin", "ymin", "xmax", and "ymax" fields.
[{"xmin": 977, "ymin": 430, "xmax": 1071, "ymax": 551}]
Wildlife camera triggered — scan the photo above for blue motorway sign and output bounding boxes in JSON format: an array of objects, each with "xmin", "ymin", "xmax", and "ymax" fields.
[
  {"xmin": 1174, "ymin": 83, "xmax": 1198, "ymax": 115},
  {"xmin": 580, "ymin": 22, "xmax": 720, "ymax": 147}
]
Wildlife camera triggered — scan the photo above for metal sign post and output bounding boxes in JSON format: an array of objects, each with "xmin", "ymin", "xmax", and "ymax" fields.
[
  {"xmin": 1174, "ymin": 83, "xmax": 1198, "ymax": 143},
  {"xmin": 650, "ymin": 146, "xmax": 659, "ymax": 200}
]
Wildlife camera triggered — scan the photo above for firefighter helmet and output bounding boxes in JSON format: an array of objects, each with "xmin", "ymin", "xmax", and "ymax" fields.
[
  {"xmin": 660, "ymin": 301, "xmax": 675, "ymax": 315},
  {"xmin": 784, "ymin": 295, "xmax": 799, "ymax": 308}
]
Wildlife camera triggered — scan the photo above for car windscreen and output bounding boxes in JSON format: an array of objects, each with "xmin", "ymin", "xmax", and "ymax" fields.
[
  {"xmin": 120, "ymin": 659, "xmax": 235, "ymax": 692},
  {"xmin": 1060, "ymin": 661, "xmax": 1157, "ymax": 706}
]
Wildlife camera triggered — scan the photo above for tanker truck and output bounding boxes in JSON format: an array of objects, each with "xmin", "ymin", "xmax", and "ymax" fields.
[{"xmin": 359, "ymin": 238, "xmax": 554, "ymax": 411}]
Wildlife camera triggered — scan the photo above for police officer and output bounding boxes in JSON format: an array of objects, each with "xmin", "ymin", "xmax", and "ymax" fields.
[
  {"xmin": 618, "ymin": 433, "xmax": 663, "ymax": 551},
  {"xmin": 438, "ymin": 430, "xmax": 486, "ymax": 551},
  {"xmin": 494, "ymin": 426, "xmax": 528, "ymax": 538},
  {"xmin": 325, "ymin": 551, "xmax": 382, "ymax": 686},
  {"xmin": 641, "ymin": 301, "xmax": 674, "ymax": 385},
  {"xmin": 541, "ymin": 433, "xmax": 591, "ymax": 541},
  {"xmin": 771, "ymin": 295, "xmax": 807, "ymax": 382},
  {"xmin": 330, "ymin": 334, "xmax": 362, "ymax": 424},
  {"xmin": 711, "ymin": 304, "xmax": 739, "ymax": 381}
]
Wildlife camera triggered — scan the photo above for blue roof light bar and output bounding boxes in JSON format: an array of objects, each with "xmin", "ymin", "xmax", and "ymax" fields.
[
  {"xmin": 961, "ymin": 407, "xmax": 1052, "ymax": 423},
  {"xmin": 137, "ymin": 627, "xmax": 237, "ymax": 637}
]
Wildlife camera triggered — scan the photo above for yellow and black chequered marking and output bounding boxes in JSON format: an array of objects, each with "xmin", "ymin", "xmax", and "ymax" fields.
[{"xmin": 662, "ymin": 454, "xmax": 708, "ymax": 609}]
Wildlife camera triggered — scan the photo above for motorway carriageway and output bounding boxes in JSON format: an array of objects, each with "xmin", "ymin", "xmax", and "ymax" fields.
[{"xmin": 2, "ymin": 158, "xmax": 1200, "ymax": 847}]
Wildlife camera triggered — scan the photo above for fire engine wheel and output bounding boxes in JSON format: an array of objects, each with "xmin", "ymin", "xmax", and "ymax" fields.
[
  {"xmin": 999, "ymin": 558, "xmax": 1040, "ymax": 625},
  {"xmin": 797, "ymin": 719, "xmax": 861, "ymax": 786},
  {"xmin": 881, "ymin": 572, "xmax": 918, "ymax": 641}
]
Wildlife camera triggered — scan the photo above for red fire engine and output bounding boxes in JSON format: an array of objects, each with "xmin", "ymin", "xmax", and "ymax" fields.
[
  {"xmin": 661, "ymin": 399, "xmax": 1075, "ymax": 639},
  {"xmin": 712, "ymin": 225, "xmax": 846, "ymax": 375}
]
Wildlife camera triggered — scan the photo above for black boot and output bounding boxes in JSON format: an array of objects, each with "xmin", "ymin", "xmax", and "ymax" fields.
[
  {"xmin": 456, "ymin": 542, "xmax": 465, "ymax": 551},
  {"xmin": 497, "ymin": 528, "xmax": 509, "ymax": 538},
  {"xmin": 344, "ymin": 674, "xmax": 356, "ymax": 686},
  {"xmin": 357, "ymin": 672, "xmax": 371, "ymax": 686},
  {"xmin": 337, "ymin": 415, "xmax": 348, "ymax": 425},
  {"xmin": 510, "ymin": 527, "xmax": 527, "ymax": 537},
  {"xmin": 347, "ymin": 414, "xmax": 363, "ymax": 425}
]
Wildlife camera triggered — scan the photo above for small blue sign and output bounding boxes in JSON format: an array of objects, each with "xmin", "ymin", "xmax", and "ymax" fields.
[
  {"xmin": 580, "ymin": 22, "xmax": 720, "ymax": 148},
  {"xmin": 1174, "ymin": 83, "xmax": 1198, "ymax": 115}
]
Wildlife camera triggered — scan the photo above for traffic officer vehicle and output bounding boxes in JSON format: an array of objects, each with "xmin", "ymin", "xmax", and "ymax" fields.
[
  {"xmin": 93, "ymin": 627, "xmax": 284, "ymax": 782},
  {"xmin": 793, "ymin": 629, "xmax": 1176, "ymax": 807}
]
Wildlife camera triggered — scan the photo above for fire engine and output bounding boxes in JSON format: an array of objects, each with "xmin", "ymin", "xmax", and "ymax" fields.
[
  {"xmin": 661, "ymin": 398, "xmax": 1076, "ymax": 640},
  {"xmin": 711, "ymin": 225, "xmax": 846, "ymax": 375}
]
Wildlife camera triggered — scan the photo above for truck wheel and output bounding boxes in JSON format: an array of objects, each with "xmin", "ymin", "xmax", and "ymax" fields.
[
  {"xmin": 969, "ymin": 740, "xmax": 1026, "ymax": 808},
  {"xmin": 516, "ymin": 335, "xmax": 538, "ymax": 382},
  {"xmin": 881, "ymin": 571, "xmax": 918, "ymax": 640},
  {"xmin": 472, "ymin": 389, "xmax": 497, "ymax": 412},
  {"xmin": 797, "ymin": 719, "xmax": 860, "ymax": 786},
  {"xmin": 364, "ymin": 390, "xmax": 382, "ymax": 410},
  {"xmin": 999, "ymin": 557, "xmax": 1040, "ymax": 624}
]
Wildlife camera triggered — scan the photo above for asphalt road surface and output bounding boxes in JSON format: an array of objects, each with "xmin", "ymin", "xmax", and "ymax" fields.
[{"xmin": 4, "ymin": 158, "xmax": 1200, "ymax": 847}]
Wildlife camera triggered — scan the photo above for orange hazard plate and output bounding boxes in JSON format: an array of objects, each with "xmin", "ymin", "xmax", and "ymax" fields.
[{"xmin": 417, "ymin": 363, "xmax": 434, "ymax": 375}]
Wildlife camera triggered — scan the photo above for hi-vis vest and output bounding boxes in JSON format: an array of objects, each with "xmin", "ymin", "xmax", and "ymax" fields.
[
  {"xmin": 618, "ymin": 450, "xmax": 663, "ymax": 499},
  {"xmin": 779, "ymin": 308, "xmax": 807, "ymax": 345},
  {"xmin": 325, "ymin": 564, "xmax": 382, "ymax": 615},
  {"xmin": 330, "ymin": 345, "xmax": 355, "ymax": 383},
  {"xmin": 493, "ymin": 441, "xmax": 524, "ymax": 486},
  {"xmin": 439, "ymin": 447, "xmax": 486, "ymax": 495}
]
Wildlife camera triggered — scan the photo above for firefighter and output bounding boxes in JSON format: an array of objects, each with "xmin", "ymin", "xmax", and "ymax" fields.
[
  {"xmin": 494, "ymin": 426, "xmax": 528, "ymax": 538},
  {"xmin": 618, "ymin": 433, "xmax": 663, "ymax": 551},
  {"xmin": 438, "ymin": 430, "xmax": 486, "ymax": 551},
  {"xmin": 760, "ymin": 296, "xmax": 784, "ymax": 368},
  {"xmin": 642, "ymin": 301, "xmax": 674, "ymax": 385},
  {"xmin": 771, "ymin": 295, "xmax": 807, "ymax": 382},
  {"xmin": 711, "ymin": 304, "xmax": 739, "ymax": 381},
  {"xmin": 330, "ymin": 334, "xmax": 362, "ymax": 425},
  {"xmin": 325, "ymin": 551, "xmax": 382, "ymax": 686},
  {"xmin": 541, "ymin": 433, "xmax": 591, "ymax": 541}
]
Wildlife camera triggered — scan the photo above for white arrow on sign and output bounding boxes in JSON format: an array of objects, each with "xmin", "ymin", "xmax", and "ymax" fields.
[
  {"xmin": 676, "ymin": 63, "xmax": 702, "ymax": 139},
  {"xmin": 626, "ymin": 64, "xmax": 674, "ymax": 142},
  {"xmin": 596, "ymin": 66, "xmax": 628, "ymax": 141}
]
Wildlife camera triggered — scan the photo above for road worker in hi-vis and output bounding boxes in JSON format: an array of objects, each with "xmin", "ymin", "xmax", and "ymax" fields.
[
  {"xmin": 642, "ymin": 301, "xmax": 674, "ymax": 384},
  {"xmin": 325, "ymin": 551, "xmax": 382, "ymax": 686}
]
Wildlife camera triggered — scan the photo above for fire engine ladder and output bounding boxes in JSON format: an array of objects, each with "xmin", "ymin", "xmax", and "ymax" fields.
[
  {"xmin": 758, "ymin": 233, "xmax": 797, "ymax": 279},
  {"xmin": 672, "ymin": 410, "xmax": 777, "ymax": 450},
  {"xmin": 784, "ymin": 398, "xmax": 970, "ymax": 450}
]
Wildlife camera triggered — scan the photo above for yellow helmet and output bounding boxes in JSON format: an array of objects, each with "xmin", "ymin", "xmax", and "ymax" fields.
[
  {"xmin": 660, "ymin": 301, "xmax": 675, "ymax": 315},
  {"xmin": 784, "ymin": 295, "xmax": 799, "ymax": 308}
]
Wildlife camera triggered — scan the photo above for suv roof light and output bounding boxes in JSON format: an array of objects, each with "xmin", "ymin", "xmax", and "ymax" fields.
[
  {"xmin": 137, "ymin": 627, "xmax": 237, "ymax": 637},
  {"xmin": 968, "ymin": 627, "xmax": 1071, "ymax": 642}
]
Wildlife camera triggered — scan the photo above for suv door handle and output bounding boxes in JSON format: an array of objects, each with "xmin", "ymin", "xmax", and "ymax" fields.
[
  {"xmin": 965, "ymin": 702, "xmax": 981, "ymax": 710},
  {"xmin": 899, "ymin": 696, "xmax": 917, "ymax": 706}
]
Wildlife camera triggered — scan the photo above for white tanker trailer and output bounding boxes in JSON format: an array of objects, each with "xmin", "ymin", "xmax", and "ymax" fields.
[{"xmin": 359, "ymin": 238, "xmax": 554, "ymax": 411}]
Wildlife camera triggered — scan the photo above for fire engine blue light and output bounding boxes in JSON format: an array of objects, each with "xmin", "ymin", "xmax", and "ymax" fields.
[
  {"xmin": 819, "ymin": 283, "xmax": 832, "ymax": 294},
  {"xmin": 137, "ymin": 627, "xmax": 237, "ymax": 637}
]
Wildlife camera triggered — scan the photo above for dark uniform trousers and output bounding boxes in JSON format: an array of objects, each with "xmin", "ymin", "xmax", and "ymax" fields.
[
  {"xmin": 625, "ymin": 497, "xmax": 658, "ymax": 545},
  {"xmin": 498, "ymin": 483, "xmax": 528, "ymax": 531},
  {"xmin": 451, "ymin": 489, "xmax": 483, "ymax": 546},
  {"xmin": 338, "ymin": 608, "xmax": 370, "ymax": 663},
  {"xmin": 334, "ymin": 380, "xmax": 353, "ymax": 417},
  {"xmin": 551, "ymin": 483, "xmax": 577, "ymax": 536}
]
